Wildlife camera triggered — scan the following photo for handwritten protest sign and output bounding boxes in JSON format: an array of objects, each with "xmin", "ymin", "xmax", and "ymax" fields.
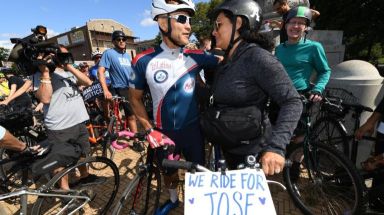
[{"xmin": 185, "ymin": 169, "xmax": 276, "ymax": 215}]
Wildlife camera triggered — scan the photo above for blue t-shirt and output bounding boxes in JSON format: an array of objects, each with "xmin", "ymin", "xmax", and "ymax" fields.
[
  {"xmin": 89, "ymin": 64, "xmax": 111, "ymax": 85},
  {"xmin": 99, "ymin": 48, "xmax": 132, "ymax": 88}
]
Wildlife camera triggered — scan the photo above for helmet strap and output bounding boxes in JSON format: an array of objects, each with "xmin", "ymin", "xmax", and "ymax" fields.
[
  {"xmin": 224, "ymin": 16, "xmax": 240, "ymax": 61},
  {"xmin": 160, "ymin": 16, "xmax": 185, "ymax": 48}
]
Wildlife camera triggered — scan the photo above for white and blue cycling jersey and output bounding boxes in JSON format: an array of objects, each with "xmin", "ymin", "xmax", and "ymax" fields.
[{"xmin": 130, "ymin": 42, "xmax": 218, "ymax": 130}]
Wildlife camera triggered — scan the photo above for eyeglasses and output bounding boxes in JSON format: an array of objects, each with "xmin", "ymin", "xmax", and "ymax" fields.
[
  {"xmin": 213, "ymin": 21, "xmax": 223, "ymax": 31},
  {"xmin": 286, "ymin": 21, "xmax": 307, "ymax": 27},
  {"xmin": 115, "ymin": 37, "xmax": 127, "ymax": 42},
  {"xmin": 168, "ymin": 14, "xmax": 192, "ymax": 25}
]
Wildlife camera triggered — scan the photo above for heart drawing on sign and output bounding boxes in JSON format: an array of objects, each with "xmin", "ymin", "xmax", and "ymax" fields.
[
  {"xmin": 259, "ymin": 197, "xmax": 266, "ymax": 205},
  {"xmin": 189, "ymin": 198, "xmax": 194, "ymax": 204}
]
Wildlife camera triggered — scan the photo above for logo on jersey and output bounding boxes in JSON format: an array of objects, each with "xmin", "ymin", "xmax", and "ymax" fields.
[
  {"xmin": 154, "ymin": 70, "xmax": 168, "ymax": 83},
  {"xmin": 129, "ymin": 69, "xmax": 136, "ymax": 81},
  {"xmin": 183, "ymin": 78, "xmax": 195, "ymax": 94}
]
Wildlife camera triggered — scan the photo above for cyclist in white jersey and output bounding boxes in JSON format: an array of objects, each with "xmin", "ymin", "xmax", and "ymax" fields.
[{"xmin": 129, "ymin": 0, "xmax": 219, "ymax": 214}]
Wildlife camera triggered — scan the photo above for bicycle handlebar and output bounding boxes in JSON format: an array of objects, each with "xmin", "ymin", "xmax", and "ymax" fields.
[
  {"xmin": 162, "ymin": 158, "xmax": 292, "ymax": 173},
  {"xmin": 111, "ymin": 130, "xmax": 179, "ymax": 160}
]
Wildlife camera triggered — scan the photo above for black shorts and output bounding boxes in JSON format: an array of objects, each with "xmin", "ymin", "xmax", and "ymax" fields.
[
  {"xmin": 113, "ymin": 87, "xmax": 134, "ymax": 117},
  {"xmin": 46, "ymin": 122, "xmax": 90, "ymax": 156},
  {"xmin": 156, "ymin": 122, "xmax": 205, "ymax": 175}
]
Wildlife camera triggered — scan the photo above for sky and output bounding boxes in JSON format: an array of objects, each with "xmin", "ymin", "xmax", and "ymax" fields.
[{"xmin": 0, "ymin": 0, "xmax": 210, "ymax": 50}]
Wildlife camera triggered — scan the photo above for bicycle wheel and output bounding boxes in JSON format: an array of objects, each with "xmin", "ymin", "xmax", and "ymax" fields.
[
  {"xmin": 311, "ymin": 116, "xmax": 350, "ymax": 156},
  {"xmin": 284, "ymin": 142, "xmax": 364, "ymax": 215},
  {"xmin": 0, "ymin": 134, "xmax": 37, "ymax": 189},
  {"xmin": 31, "ymin": 156, "xmax": 119, "ymax": 215},
  {"xmin": 90, "ymin": 141, "xmax": 115, "ymax": 170},
  {"xmin": 113, "ymin": 164, "xmax": 161, "ymax": 215}
]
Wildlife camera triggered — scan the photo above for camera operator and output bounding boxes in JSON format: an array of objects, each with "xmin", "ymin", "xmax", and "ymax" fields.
[{"xmin": 31, "ymin": 45, "xmax": 102, "ymax": 191}]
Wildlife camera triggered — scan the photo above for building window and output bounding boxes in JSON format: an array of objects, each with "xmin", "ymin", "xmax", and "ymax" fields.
[
  {"xmin": 104, "ymin": 41, "xmax": 113, "ymax": 48},
  {"xmin": 111, "ymin": 26, "xmax": 115, "ymax": 31}
]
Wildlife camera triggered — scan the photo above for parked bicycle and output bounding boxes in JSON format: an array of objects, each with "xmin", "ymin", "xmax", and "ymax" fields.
[
  {"xmin": 110, "ymin": 129, "xmax": 177, "ymax": 215},
  {"xmin": 0, "ymin": 147, "xmax": 119, "ymax": 214},
  {"xmin": 283, "ymin": 94, "xmax": 365, "ymax": 215},
  {"xmin": 85, "ymin": 100, "xmax": 116, "ymax": 168}
]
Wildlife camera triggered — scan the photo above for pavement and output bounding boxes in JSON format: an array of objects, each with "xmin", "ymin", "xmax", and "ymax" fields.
[{"xmin": 0, "ymin": 145, "xmax": 304, "ymax": 215}]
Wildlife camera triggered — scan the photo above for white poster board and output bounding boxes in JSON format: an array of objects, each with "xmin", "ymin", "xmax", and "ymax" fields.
[{"xmin": 185, "ymin": 169, "xmax": 276, "ymax": 215}]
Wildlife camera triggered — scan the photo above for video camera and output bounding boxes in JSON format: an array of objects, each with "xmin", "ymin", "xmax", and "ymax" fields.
[{"xmin": 8, "ymin": 25, "xmax": 74, "ymax": 76}]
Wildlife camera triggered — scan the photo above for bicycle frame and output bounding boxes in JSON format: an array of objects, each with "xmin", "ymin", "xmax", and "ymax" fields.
[
  {"xmin": 0, "ymin": 188, "xmax": 92, "ymax": 215},
  {"xmin": 110, "ymin": 96, "xmax": 129, "ymax": 131}
]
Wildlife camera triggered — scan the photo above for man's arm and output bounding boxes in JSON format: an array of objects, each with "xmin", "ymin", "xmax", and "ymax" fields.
[
  {"xmin": 311, "ymin": 9, "xmax": 320, "ymax": 20},
  {"xmin": 0, "ymin": 126, "xmax": 26, "ymax": 151},
  {"xmin": 129, "ymin": 88, "xmax": 153, "ymax": 130},
  {"xmin": 65, "ymin": 64, "xmax": 92, "ymax": 87},
  {"xmin": 35, "ymin": 64, "xmax": 53, "ymax": 104},
  {"xmin": 0, "ymin": 80, "xmax": 32, "ymax": 105},
  {"xmin": 98, "ymin": 66, "xmax": 112, "ymax": 99}
]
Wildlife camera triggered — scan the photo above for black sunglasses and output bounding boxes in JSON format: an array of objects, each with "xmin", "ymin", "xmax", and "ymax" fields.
[
  {"xmin": 168, "ymin": 14, "xmax": 192, "ymax": 25},
  {"xmin": 115, "ymin": 37, "xmax": 127, "ymax": 42}
]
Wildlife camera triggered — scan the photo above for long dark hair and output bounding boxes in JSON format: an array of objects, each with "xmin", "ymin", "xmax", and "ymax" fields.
[{"xmin": 238, "ymin": 16, "xmax": 275, "ymax": 52}]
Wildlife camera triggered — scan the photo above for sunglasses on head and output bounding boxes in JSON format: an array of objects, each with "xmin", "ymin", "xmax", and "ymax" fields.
[
  {"xmin": 168, "ymin": 14, "xmax": 192, "ymax": 25},
  {"xmin": 115, "ymin": 37, "xmax": 127, "ymax": 42}
]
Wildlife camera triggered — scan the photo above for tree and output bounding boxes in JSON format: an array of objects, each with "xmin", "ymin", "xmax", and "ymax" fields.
[
  {"xmin": 0, "ymin": 47, "xmax": 10, "ymax": 63},
  {"xmin": 311, "ymin": 0, "xmax": 384, "ymax": 63},
  {"xmin": 192, "ymin": 0, "xmax": 223, "ymax": 44}
]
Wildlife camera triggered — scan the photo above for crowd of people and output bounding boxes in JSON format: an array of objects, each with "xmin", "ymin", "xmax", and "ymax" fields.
[{"xmin": 1, "ymin": 0, "xmax": 383, "ymax": 214}]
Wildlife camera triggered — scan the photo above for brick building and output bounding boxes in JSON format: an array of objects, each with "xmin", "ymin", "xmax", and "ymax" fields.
[{"xmin": 46, "ymin": 19, "xmax": 138, "ymax": 61}]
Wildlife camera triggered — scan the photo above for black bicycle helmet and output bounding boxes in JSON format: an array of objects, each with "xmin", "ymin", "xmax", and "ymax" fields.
[
  {"xmin": 211, "ymin": 0, "xmax": 263, "ymax": 31},
  {"xmin": 285, "ymin": 6, "xmax": 312, "ymax": 26},
  {"xmin": 210, "ymin": 0, "xmax": 262, "ymax": 58},
  {"xmin": 111, "ymin": 30, "xmax": 128, "ymax": 41}
]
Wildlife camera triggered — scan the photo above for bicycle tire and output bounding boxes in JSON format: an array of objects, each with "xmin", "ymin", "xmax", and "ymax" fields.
[
  {"xmin": 113, "ymin": 165, "xmax": 161, "ymax": 215},
  {"xmin": 0, "ymin": 134, "xmax": 37, "ymax": 188},
  {"xmin": 31, "ymin": 156, "xmax": 119, "ymax": 215},
  {"xmin": 311, "ymin": 116, "xmax": 350, "ymax": 156},
  {"xmin": 90, "ymin": 141, "xmax": 115, "ymax": 170},
  {"xmin": 284, "ymin": 142, "xmax": 364, "ymax": 215}
]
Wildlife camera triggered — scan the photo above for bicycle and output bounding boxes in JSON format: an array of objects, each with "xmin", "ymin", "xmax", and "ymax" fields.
[
  {"xmin": 0, "ymin": 108, "xmax": 47, "ymax": 189},
  {"xmin": 283, "ymin": 95, "xmax": 365, "ymax": 215},
  {"xmin": 109, "ymin": 95, "xmax": 132, "ymax": 132},
  {"xmin": 110, "ymin": 129, "xmax": 177, "ymax": 215},
  {"xmin": 85, "ymin": 100, "xmax": 116, "ymax": 168},
  {"xmin": 311, "ymin": 87, "xmax": 374, "ymax": 160},
  {"xmin": 0, "ymin": 148, "xmax": 120, "ymax": 215},
  {"xmin": 161, "ymin": 155, "xmax": 290, "ymax": 215}
]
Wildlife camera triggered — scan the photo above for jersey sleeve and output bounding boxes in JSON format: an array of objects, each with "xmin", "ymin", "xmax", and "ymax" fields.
[
  {"xmin": 129, "ymin": 57, "xmax": 147, "ymax": 90},
  {"xmin": 186, "ymin": 50, "xmax": 219, "ymax": 70},
  {"xmin": 311, "ymin": 42, "xmax": 331, "ymax": 93}
]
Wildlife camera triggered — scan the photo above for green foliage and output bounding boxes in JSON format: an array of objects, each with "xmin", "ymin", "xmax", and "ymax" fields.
[
  {"xmin": 0, "ymin": 47, "xmax": 10, "ymax": 62},
  {"xmin": 311, "ymin": 0, "xmax": 384, "ymax": 62},
  {"xmin": 192, "ymin": 0, "xmax": 223, "ymax": 42},
  {"xmin": 154, "ymin": 32, "xmax": 162, "ymax": 46}
]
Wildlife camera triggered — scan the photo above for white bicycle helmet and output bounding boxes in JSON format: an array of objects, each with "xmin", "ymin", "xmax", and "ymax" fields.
[
  {"xmin": 91, "ymin": 50, "xmax": 102, "ymax": 59},
  {"xmin": 151, "ymin": 0, "xmax": 196, "ymax": 20}
]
